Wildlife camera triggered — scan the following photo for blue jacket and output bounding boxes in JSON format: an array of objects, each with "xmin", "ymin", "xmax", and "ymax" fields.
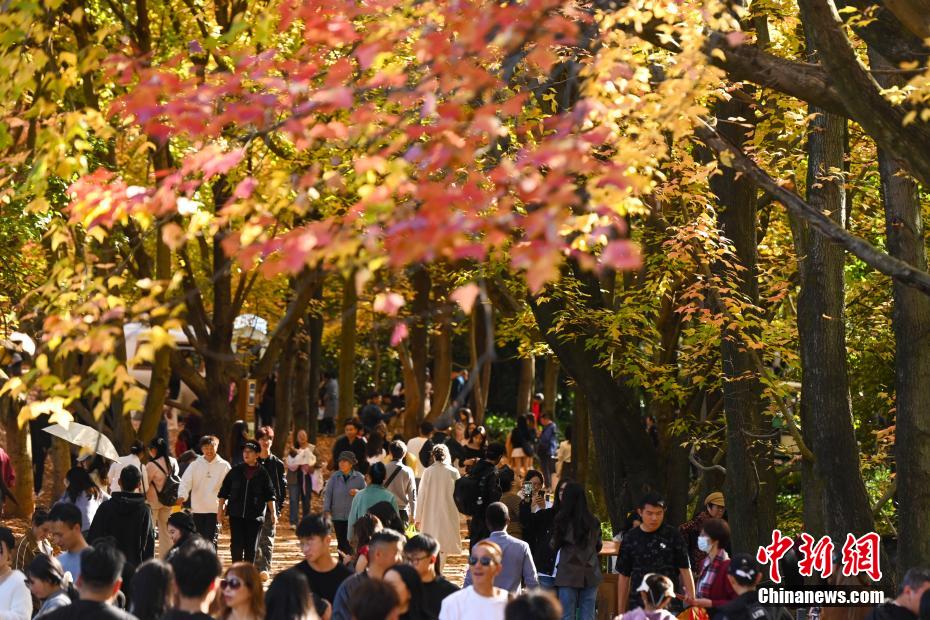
[
  {"xmin": 537, "ymin": 421, "xmax": 558, "ymax": 458},
  {"xmin": 323, "ymin": 470, "xmax": 366, "ymax": 520}
]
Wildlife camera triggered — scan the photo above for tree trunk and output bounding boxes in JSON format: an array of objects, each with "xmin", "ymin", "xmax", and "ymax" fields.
[
  {"xmin": 575, "ymin": 388, "xmax": 589, "ymax": 489},
  {"xmin": 272, "ymin": 332, "xmax": 297, "ymax": 456},
  {"xmin": 869, "ymin": 50, "xmax": 930, "ymax": 575},
  {"xmin": 542, "ymin": 357, "xmax": 559, "ymax": 417},
  {"xmin": 530, "ymin": 273, "xmax": 662, "ymax": 530},
  {"xmin": 516, "ymin": 356, "xmax": 535, "ymax": 416},
  {"xmin": 337, "ymin": 273, "xmax": 358, "ymax": 426},
  {"xmin": 293, "ymin": 320, "xmax": 311, "ymax": 436},
  {"xmin": 139, "ymin": 146, "xmax": 175, "ymax": 444},
  {"xmin": 708, "ymin": 97, "xmax": 777, "ymax": 554},
  {"xmin": 428, "ymin": 303, "xmax": 453, "ymax": 421},
  {"xmin": 0, "ymin": 396, "xmax": 34, "ymax": 517},
  {"xmin": 51, "ymin": 437, "xmax": 71, "ymax": 500},
  {"xmin": 400, "ymin": 343, "xmax": 422, "ymax": 438},
  {"xmin": 410, "ymin": 266, "xmax": 431, "ymax": 422},
  {"xmin": 307, "ymin": 296, "xmax": 324, "ymax": 442},
  {"xmin": 470, "ymin": 299, "xmax": 493, "ymax": 423}
]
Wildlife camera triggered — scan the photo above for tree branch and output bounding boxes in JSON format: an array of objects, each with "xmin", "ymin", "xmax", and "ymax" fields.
[
  {"xmin": 796, "ymin": 0, "xmax": 930, "ymax": 188},
  {"xmin": 251, "ymin": 268, "xmax": 321, "ymax": 380},
  {"xmin": 696, "ymin": 121, "xmax": 930, "ymax": 296}
]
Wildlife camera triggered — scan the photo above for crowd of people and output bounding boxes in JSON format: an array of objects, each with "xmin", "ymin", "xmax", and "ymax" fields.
[{"xmin": 0, "ymin": 399, "xmax": 919, "ymax": 620}]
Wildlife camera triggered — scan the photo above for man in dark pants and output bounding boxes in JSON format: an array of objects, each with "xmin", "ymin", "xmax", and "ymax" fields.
[
  {"xmin": 465, "ymin": 443, "xmax": 505, "ymax": 552},
  {"xmin": 217, "ymin": 440, "xmax": 277, "ymax": 563},
  {"xmin": 535, "ymin": 411, "xmax": 558, "ymax": 489},
  {"xmin": 255, "ymin": 426, "xmax": 286, "ymax": 577},
  {"xmin": 177, "ymin": 435, "xmax": 230, "ymax": 550}
]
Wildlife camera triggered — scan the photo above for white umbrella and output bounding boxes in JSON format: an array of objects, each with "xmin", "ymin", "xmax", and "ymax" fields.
[
  {"xmin": 9, "ymin": 332, "xmax": 36, "ymax": 357},
  {"xmin": 43, "ymin": 422, "xmax": 121, "ymax": 461}
]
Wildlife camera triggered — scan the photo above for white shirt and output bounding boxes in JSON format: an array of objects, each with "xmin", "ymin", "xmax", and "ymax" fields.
[
  {"xmin": 107, "ymin": 454, "xmax": 149, "ymax": 494},
  {"xmin": 406, "ymin": 436, "xmax": 428, "ymax": 477},
  {"xmin": 439, "ymin": 586, "xmax": 508, "ymax": 620},
  {"xmin": 178, "ymin": 454, "xmax": 231, "ymax": 514},
  {"xmin": 0, "ymin": 569, "xmax": 32, "ymax": 620}
]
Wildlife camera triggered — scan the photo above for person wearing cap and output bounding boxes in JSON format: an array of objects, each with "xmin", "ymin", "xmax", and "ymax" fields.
[
  {"xmin": 616, "ymin": 573, "xmax": 678, "ymax": 620},
  {"xmin": 164, "ymin": 511, "xmax": 199, "ymax": 562},
  {"xmin": 712, "ymin": 553, "xmax": 780, "ymax": 620},
  {"xmin": 324, "ymin": 450, "xmax": 367, "ymax": 554},
  {"xmin": 680, "ymin": 492, "xmax": 726, "ymax": 572},
  {"xmin": 177, "ymin": 434, "xmax": 230, "ymax": 549},
  {"xmin": 617, "ymin": 492, "xmax": 694, "ymax": 614},
  {"xmin": 217, "ymin": 440, "xmax": 277, "ymax": 564}
]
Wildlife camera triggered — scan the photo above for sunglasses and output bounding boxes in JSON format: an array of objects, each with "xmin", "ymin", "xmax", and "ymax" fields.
[
  {"xmin": 220, "ymin": 577, "xmax": 244, "ymax": 590},
  {"xmin": 468, "ymin": 556, "xmax": 497, "ymax": 567}
]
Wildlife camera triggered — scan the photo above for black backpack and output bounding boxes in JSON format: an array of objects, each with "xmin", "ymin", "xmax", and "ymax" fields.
[
  {"xmin": 152, "ymin": 459, "xmax": 181, "ymax": 506},
  {"xmin": 453, "ymin": 467, "xmax": 497, "ymax": 516}
]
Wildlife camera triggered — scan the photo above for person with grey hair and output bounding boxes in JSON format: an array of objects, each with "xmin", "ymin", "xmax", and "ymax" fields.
[{"xmin": 415, "ymin": 444, "xmax": 462, "ymax": 562}]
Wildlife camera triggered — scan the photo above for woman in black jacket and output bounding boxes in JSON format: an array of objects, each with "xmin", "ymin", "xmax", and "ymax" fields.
[
  {"xmin": 551, "ymin": 482, "xmax": 602, "ymax": 620},
  {"xmin": 519, "ymin": 473, "xmax": 567, "ymax": 588}
]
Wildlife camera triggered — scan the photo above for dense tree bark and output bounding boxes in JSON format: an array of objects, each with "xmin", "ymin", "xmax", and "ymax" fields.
[
  {"xmin": 337, "ymin": 273, "xmax": 358, "ymax": 426},
  {"xmin": 307, "ymin": 296, "xmax": 324, "ymax": 441},
  {"xmin": 707, "ymin": 97, "xmax": 777, "ymax": 554},
  {"xmin": 51, "ymin": 437, "xmax": 70, "ymax": 501},
  {"xmin": 470, "ymin": 299, "xmax": 493, "ymax": 423},
  {"xmin": 272, "ymin": 332, "xmax": 296, "ymax": 455},
  {"xmin": 793, "ymin": 102, "xmax": 873, "ymax": 540},
  {"xmin": 293, "ymin": 320, "xmax": 311, "ymax": 436},
  {"xmin": 870, "ymin": 50, "xmax": 930, "ymax": 575},
  {"xmin": 428, "ymin": 303, "xmax": 453, "ymax": 421},
  {"xmin": 0, "ymin": 396, "xmax": 34, "ymax": 517},
  {"xmin": 409, "ymin": 266, "xmax": 431, "ymax": 422},
  {"xmin": 574, "ymin": 389, "xmax": 589, "ymax": 489},
  {"xmin": 516, "ymin": 356, "xmax": 535, "ymax": 416},
  {"xmin": 542, "ymin": 357, "xmax": 559, "ymax": 417}
]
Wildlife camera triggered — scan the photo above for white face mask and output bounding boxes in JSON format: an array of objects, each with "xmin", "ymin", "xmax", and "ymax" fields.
[{"xmin": 697, "ymin": 535, "xmax": 712, "ymax": 552}]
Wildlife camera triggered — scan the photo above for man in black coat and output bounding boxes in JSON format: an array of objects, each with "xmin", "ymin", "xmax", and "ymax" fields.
[
  {"xmin": 330, "ymin": 418, "xmax": 368, "ymax": 475},
  {"xmin": 255, "ymin": 426, "xmax": 286, "ymax": 576},
  {"xmin": 217, "ymin": 440, "xmax": 277, "ymax": 563},
  {"xmin": 87, "ymin": 464, "xmax": 155, "ymax": 591},
  {"xmin": 464, "ymin": 442, "xmax": 505, "ymax": 552}
]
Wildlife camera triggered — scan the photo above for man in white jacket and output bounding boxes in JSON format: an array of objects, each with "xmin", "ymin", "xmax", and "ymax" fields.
[{"xmin": 176, "ymin": 435, "xmax": 230, "ymax": 548}]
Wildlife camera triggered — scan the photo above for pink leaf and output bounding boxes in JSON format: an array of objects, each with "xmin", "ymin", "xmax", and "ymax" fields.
[
  {"xmin": 726, "ymin": 31, "xmax": 747, "ymax": 47},
  {"xmin": 201, "ymin": 148, "xmax": 245, "ymax": 178},
  {"xmin": 601, "ymin": 240, "xmax": 641, "ymax": 270},
  {"xmin": 390, "ymin": 322, "xmax": 409, "ymax": 346},
  {"xmin": 373, "ymin": 291, "xmax": 406, "ymax": 316},
  {"xmin": 450, "ymin": 284, "xmax": 480, "ymax": 314},
  {"xmin": 232, "ymin": 177, "xmax": 258, "ymax": 200}
]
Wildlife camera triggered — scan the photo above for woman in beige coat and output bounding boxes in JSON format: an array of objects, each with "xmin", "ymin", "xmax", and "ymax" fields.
[
  {"xmin": 414, "ymin": 443, "xmax": 461, "ymax": 563},
  {"xmin": 145, "ymin": 437, "xmax": 179, "ymax": 559}
]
